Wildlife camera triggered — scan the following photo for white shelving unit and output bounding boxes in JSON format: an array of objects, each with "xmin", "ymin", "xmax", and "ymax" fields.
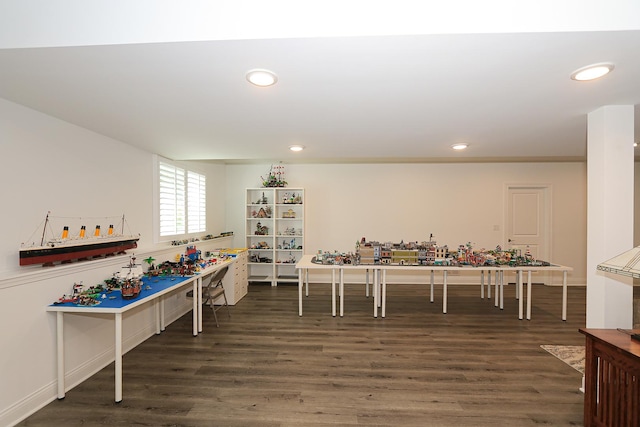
[{"xmin": 246, "ymin": 188, "xmax": 304, "ymax": 286}]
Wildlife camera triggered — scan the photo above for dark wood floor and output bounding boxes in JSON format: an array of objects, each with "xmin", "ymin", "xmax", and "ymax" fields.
[{"xmin": 20, "ymin": 282, "xmax": 587, "ymax": 426}]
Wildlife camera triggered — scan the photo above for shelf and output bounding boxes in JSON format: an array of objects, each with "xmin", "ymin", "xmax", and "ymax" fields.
[
  {"xmin": 246, "ymin": 187, "xmax": 304, "ymax": 286},
  {"xmin": 276, "ymin": 275, "xmax": 298, "ymax": 283},
  {"xmin": 248, "ymin": 275, "xmax": 274, "ymax": 283}
]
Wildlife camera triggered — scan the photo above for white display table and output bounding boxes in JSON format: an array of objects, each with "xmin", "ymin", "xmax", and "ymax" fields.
[
  {"xmin": 46, "ymin": 259, "xmax": 234, "ymax": 403},
  {"xmin": 296, "ymin": 255, "xmax": 572, "ymax": 320}
]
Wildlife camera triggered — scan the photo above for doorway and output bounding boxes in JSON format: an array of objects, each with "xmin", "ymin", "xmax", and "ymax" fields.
[{"xmin": 505, "ymin": 185, "xmax": 552, "ymax": 284}]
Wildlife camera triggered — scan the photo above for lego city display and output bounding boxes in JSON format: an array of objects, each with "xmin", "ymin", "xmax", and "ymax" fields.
[{"xmin": 313, "ymin": 236, "xmax": 552, "ymax": 267}]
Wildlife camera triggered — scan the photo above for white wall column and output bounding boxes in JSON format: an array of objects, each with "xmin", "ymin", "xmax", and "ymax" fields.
[{"xmin": 586, "ymin": 105, "xmax": 635, "ymax": 328}]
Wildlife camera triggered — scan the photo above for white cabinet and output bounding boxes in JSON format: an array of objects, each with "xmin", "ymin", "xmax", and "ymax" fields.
[
  {"xmin": 208, "ymin": 249, "xmax": 248, "ymax": 306},
  {"xmin": 222, "ymin": 249, "xmax": 248, "ymax": 304},
  {"xmin": 246, "ymin": 188, "xmax": 304, "ymax": 286}
]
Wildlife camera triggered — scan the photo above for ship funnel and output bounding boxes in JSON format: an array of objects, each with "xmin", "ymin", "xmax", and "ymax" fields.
[
  {"xmin": 79, "ymin": 225, "xmax": 86, "ymax": 238},
  {"xmin": 61, "ymin": 226, "xmax": 69, "ymax": 239},
  {"xmin": 108, "ymin": 224, "xmax": 114, "ymax": 235},
  {"xmin": 94, "ymin": 225, "xmax": 101, "ymax": 237}
]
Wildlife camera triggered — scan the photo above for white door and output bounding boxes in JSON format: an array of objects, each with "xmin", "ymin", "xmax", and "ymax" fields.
[{"xmin": 506, "ymin": 185, "xmax": 551, "ymax": 284}]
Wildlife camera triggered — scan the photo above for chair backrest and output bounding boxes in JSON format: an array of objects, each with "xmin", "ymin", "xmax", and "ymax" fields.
[{"xmin": 208, "ymin": 266, "xmax": 229, "ymax": 288}]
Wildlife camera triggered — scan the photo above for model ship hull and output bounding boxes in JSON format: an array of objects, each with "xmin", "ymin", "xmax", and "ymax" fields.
[
  {"xmin": 120, "ymin": 278, "xmax": 142, "ymax": 299},
  {"xmin": 20, "ymin": 237, "xmax": 139, "ymax": 266}
]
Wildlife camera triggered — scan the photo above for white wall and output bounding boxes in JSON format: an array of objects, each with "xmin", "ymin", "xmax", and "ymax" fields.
[
  {"xmin": 0, "ymin": 99, "xmax": 229, "ymax": 426},
  {"xmin": 225, "ymin": 162, "xmax": 588, "ymax": 285}
]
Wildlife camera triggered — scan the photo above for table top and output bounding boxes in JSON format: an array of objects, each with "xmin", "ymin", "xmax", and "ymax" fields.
[
  {"xmin": 295, "ymin": 254, "xmax": 572, "ymax": 272},
  {"xmin": 580, "ymin": 328, "xmax": 640, "ymax": 359},
  {"xmin": 46, "ymin": 259, "xmax": 233, "ymax": 314}
]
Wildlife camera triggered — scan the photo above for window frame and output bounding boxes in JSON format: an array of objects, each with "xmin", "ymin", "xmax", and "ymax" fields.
[{"xmin": 153, "ymin": 155, "xmax": 207, "ymax": 243}]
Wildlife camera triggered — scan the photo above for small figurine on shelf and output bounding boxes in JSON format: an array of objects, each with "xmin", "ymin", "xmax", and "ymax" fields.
[
  {"xmin": 255, "ymin": 222, "xmax": 269, "ymax": 235},
  {"xmin": 253, "ymin": 206, "xmax": 271, "ymax": 218}
]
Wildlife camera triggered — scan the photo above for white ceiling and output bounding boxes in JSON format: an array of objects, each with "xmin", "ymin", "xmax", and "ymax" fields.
[{"xmin": 1, "ymin": 1, "xmax": 639, "ymax": 164}]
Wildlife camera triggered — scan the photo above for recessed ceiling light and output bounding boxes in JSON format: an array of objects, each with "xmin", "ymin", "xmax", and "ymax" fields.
[
  {"xmin": 570, "ymin": 63, "xmax": 614, "ymax": 81},
  {"xmin": 246, "ymin": 69, "xmax": 278, "ymax": 87},
  {"xmin": 451, "ymin": 143, "xmax": 468, "ymax": 151},
  {"xmin": 635, "ymin": 142, "xmax": 638, "ymax": 148},
  {"xmin": 289, "ymin": 145, "xmax": 305, "ymax": 152}
]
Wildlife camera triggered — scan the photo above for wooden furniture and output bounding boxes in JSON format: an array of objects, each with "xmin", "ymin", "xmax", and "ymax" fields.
[
  {"xmin": 246, "ymin": 188, "xmax": 304, "ymax": 285},
  {"xmin": 296, "ymin": 254, "xmax": 572, "ymax": 320},
  {"xmin": 579, "ymin": 328, "xmax": 640, "ymax": 427},
  {"xmin": 46, "ymin": 259, "xmax": 233, "ymax": 403}
]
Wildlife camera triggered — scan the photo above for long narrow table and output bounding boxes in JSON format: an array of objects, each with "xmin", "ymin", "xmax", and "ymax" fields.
[
  {"xmin": 296, "ymin": 255, "xmax": 572, "ymax": 320},
  {"xmin": 46, "ymin": 259, "xmax": 233, "ymax": 403}
]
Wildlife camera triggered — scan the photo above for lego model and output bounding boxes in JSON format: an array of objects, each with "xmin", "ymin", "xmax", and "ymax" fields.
[
  {"xmin": 312, "ymin": 236, "xmax": 551, "ymax": 267},
  {"xmin": 20, "ymin": 212, "xmax": 139, "ymax": 266}
]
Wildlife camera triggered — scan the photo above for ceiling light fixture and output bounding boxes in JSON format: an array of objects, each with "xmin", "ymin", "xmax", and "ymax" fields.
[
  {"xmin": 246, "ymin": 69, "xmax": 278, "ymax": 87},
  {"xmin": 570, "ymin": 63, "xmax": 614, "ymax": 81},
  {"xmin": 451, "ymin": 143, "xmax": 468, "ymax": 151},
  {"xmin": 289, "ymin": 145, "xmax": 305, "ymax": 152}
]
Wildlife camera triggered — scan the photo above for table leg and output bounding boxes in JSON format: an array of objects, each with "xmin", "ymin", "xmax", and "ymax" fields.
[
  {"xmin": 480, "ymin": 271, "xmax": 485, "ymax": 299},
  {"xmin": 340, "ymin": 268, "xmax": 344, "ymax": 317},
  {"xmin": 515, "ymin": 271, "xmax": 520, "ymax": 300},
  {"xmin": 115, "ymin": 313, "xmax": 123, "ymax": 403},
  {"xmin": 443, "ymin": 270, "xmax": 448, "ymax": 314},
  {"xmin": 526, "ymin": 270, "xmax": 532, "ymax": 320},
  {"xmin": 562, "ymin": 270, "xmax": 568, "ymax": 321},
  {"xmin": 55, "ymin": 312, "xmax": 65, "ymax": 399},
  {"xmin": 494, "ymin": 271, "xmax": 499, "ymax": 307},
  {"xmin": 160, "ymin": 298, "xmax": 165, "ymax": 332},
  {"xmin": 518, "ymin": 271, "xmax": 523, "ymax": 319},
  {"xmin": 500, "ymin": 271, "xmax": 504, "ymax": 310},
  {"xmin": 373, "ymin": 269, "xmax": 379, "ymax": 318},
  {"xmin": 305, "ymin": 269, "xmax": 309, "ymax": 297},
  {"xmin": 430, "ymin": 270, "xmax": 434, "ymax": 303},
  {"xmin": 298, "ymin": 268, "xmax": 303, "ymax": 316},
  {"xmin": 155, "ymin": 298, "xmax": 161, "ymax": 335},
  {"xmin": 487, "ymin": 271, "xmax": 492, "ymax": 299},
  {"xmin": 366, "ymin": 269, "xmax": 370, "ymax": 298},
  {"xmin": 377, "ymin": 270, "xmax": 382, "ymax": 308},
  {"xmin": 332, "ymin": 269, "xmax": 336, "ymax": 317},
  {"xmin": 382, "ymin": 269, "xmax": 387, "ymax": 318},
  {"xmin": 197, "ymin": 276, "xmax": 203, "ymax": 333},
  {"xmin": 192, "ymin": 280, "xmax": 198, "ymax": 336}
]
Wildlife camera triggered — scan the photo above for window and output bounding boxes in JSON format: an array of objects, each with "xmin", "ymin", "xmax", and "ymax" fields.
[
  {"xmin": 158, "ymin": 160, "xmax": 206, "ymax": 238},
  {"xmin": 187, "ymin": 170, "xmax": 206, "ymax": 233}
]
